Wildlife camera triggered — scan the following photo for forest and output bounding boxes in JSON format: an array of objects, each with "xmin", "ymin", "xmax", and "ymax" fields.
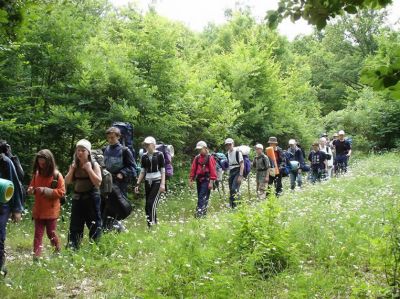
[{"xmin": 0, "ymin": 0, "xmax": 399, "ymax": 173}]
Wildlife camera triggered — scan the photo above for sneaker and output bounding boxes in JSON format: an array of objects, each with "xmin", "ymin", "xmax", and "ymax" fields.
[{"xmin": 0, "ymin": 266, "xmax": 7, "ymax": 278}]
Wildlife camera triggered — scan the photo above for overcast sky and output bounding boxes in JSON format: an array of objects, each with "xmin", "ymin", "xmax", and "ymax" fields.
[{"xmin": 111, "ymin": 0, "xmax": 400, "ymax": 40}]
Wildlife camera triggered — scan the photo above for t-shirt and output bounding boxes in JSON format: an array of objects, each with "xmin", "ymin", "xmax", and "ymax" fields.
[
  {"xmin": 333, "ymin": 139, "xmax": 351, "ymax": 156},
  {"xmin": 308, "ymin": 151, "xmax": 327, "ymax": 170},
  {"xmin": 228, "ymin": 149, "xmax": 243, "ymax": 170}
]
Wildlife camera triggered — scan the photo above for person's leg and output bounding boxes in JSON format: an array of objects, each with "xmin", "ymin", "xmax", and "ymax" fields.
[
  {"xmin": 0, "ymin": 205, "xmax": 10, "ymax": 273},
  {"xmin": 196, "ymin": 180, "xmax": 210, "ymax": 217},
  {"xmin": 289, "ymin": 172, "xmax": 296, "ymax": 190},
  {"xmin": 68, "ymin": 197, "xmax": 85, "ymax": 250},
  {"xmin": 45, "ymin": 219, "xmax": 60, "ymax": 253},
  {"xmin": 297, "ymin": 171, "xmax": 303, "ymax": 188},
  {"xmin": 86, "ymin": 191, "xmax": 102, "ymax": 243},
  {"xmin": 33, "ymin": 219, "xmax": 46, "ymax": 257},
  {"xmin": 310, "ymin": 170, "xmax": 317, "ymax": 184},
  {"xmin": 230, "ymin": 170, "xmax": 241, "ymax": 208},
  {"xmin": 275, "ymin": 173, "xmax": 283, "ymax": 195},
  {"xmin": 145, "ymin": 181, "xmax": 161, "ymax": 227}
]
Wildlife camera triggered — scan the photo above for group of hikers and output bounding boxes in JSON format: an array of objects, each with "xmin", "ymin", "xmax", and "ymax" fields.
[{"xmin": 0, "ymin": 126, "xmax": 352, "ymax": 277}]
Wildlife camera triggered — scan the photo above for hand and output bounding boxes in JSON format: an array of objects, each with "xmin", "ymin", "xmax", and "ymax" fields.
[
  {"xmin": 298, "ymin": 169, "xmax": 302, "ymax": 174},
  {"xmin": 189, "ymin": 180, "xmax": 194, "ymax": 189},
  {"xmin": 116, "ymin": 173, "xmax": 124, "ymax": 180},
  {"xmin": 208, "ymin": 181, "xmax": 213, "ymax": 190},
  {"xmin": 159, "ymin": 184, "xmax": 166, "ymax": 193},
  {"xmin": 69, "ymin": 163, "xmax": 76, "ymax": 172},
  {"xmin": 11, "ymin": 212, "xmax": 22, "ymax": 223},
  {"xmin": 264, "ymin": 177, "xmax": 269, "ymax": 184},
  {"xmin": 346, "ymin": 153, "xmax": 351, "ymax": 157},
  {"xmin": 81, "ymin": 161, "xmax": 92, "ymax": 172},
  {"xmin": 35, "ymin": 187, "xmax": 44, "ymax": 194},
  {"xmin": 134, "ymin": 186, "xmax": 140, "ymax": 194},
  {"xmin": 27, "ymin": 186, "xmax": 34, "ymax": 195},
  {"xmin": 237, "ymin": 175, "xmax": 243, "ymax": 184}
]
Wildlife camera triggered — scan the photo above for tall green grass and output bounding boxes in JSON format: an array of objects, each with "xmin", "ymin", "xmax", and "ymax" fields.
[{"xmin": 0, "ymin": 152, "xmax": 399, "ymax": 298}]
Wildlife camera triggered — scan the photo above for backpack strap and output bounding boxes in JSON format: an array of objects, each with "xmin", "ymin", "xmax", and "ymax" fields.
[{"xmin": 236, "ymin": 150, "xmax": 240, "ymax": 165}]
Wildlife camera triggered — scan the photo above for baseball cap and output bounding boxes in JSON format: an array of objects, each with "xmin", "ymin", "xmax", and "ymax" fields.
[
  {"xmin": 255, "ymin": 144, "xmax": 263, "ymax": 150},
  {"xmin": 195, "ymin": 141, "xmax": 207, "ymax": 149},
  {"xmin": 225, "ymin": 138, "xmax": 234, "ymax": 145},
  {"xmin": 143, "ymin": 136, "xmax": 156, "ymax": 145}
]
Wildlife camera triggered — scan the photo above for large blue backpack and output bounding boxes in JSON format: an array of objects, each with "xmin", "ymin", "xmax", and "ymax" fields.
[{"xmin": 212, "ymin": 152, "xmax": 229, "ymax": 171}]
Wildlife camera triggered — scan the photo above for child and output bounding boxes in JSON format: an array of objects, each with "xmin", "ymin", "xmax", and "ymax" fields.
[
  {"xmin": 308, "ymin": 142, "xmax": 327, "ymax": 184},
  {"xmin": 27, "ymin": 149, "xmax": 65, "ymax": 258},
  {"xmin": 189, "ymin": 141, "xmax": 217, "ymax": 218}
]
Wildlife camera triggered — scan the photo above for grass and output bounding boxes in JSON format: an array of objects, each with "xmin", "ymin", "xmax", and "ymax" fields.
[{"xmin": 1, "ymin": 152, "xmax": 399, "ymax": 298}]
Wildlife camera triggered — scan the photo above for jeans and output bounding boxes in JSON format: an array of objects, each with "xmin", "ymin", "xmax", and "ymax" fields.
[
  {"xmin": 289, "ymin": 171, "xmax": 302, "ymax": 190},
  {"xmin": 310, "ymin": 169, "xmax": 323, "ymax": 184},
  {"xmin": 196, "ymin": 179, "xmax": 211, "ymax": 217},
  {"xmin": 0, "ymin": 205, "xmax": 10, "ymax": 269},
  {"xmin": 228, "ymin": 168, "xmax": 241, "ymax": 208},
  {"xmin": 34, "ymin": 219, "xmax": 60, "ymax": 257},
  {"xmin": 68, "ymin": 189, "xmax": 102, "ymax": 250},
  {"xmin": 335, "ymin": 155, "xmax": 348, "ymax": 172}
]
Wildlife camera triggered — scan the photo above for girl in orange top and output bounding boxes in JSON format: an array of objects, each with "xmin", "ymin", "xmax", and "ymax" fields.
[{"xmin": 27, "ymin": 149, "xmax": 65, "ymax": 258}]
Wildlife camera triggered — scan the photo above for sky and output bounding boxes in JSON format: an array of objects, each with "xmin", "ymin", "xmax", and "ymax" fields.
[{"xmin": 111, "ymin": 0, "xmax": 400, "ymax": 40}]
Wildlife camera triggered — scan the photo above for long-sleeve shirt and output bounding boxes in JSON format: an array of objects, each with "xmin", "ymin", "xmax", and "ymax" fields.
[
  {"xmin": 0, "ymin": 154, "xmax": 23, "ymax": 213},
  {"xmin": 287, "ymin": 146, "xmax": 305, "ymax": 166},
  {"xmin": 190, "ymin": 154, "xmax": 217, "ymax": 182},
  {"xmin": 29, "ymin": 172, "xmax": 65, "ymax": 219},
  {"xmin": 104, "ymin": 143, "xmax": 136, "ymax": 178}
]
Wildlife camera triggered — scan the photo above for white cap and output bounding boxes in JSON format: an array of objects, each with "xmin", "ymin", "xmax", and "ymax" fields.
[
  {"xmin": 195, "ymin": 141, "xmax": 207, "ymax": 149},
  {"xmin": 76, "ymin": 139, "xmax": 92, "ymax": 152},
  {"xmin": 338, "ymin": 130, "xmax": 345, "ymax": 135},
  {"xmin": 225, "ymin": 138, "xmax": 234, "ymax": 145},
  {"xmin": 288, "ymin": 139, "xmax": 296, "ymax": 145},
  {"xmin": 255, "ymin": 144, "xmax": 263, "ymax": 150},
  {"xmin": 143, "ymin": 136, "xmax": 156, "ymax": 145}
]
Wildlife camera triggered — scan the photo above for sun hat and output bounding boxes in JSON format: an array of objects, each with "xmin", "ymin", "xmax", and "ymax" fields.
[
  {"xmin": 143, "ymin": 136, "xmax": 156, "ymax": 145},
  {"xmin": 195, "ymin": 141, "xmax": 207, "ymax": 149},
  {"xmin": 268, "ymin": 137, "xmax": 278, "ymax": 144}
]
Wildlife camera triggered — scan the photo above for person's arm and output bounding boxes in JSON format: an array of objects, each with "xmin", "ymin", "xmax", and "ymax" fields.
[
  {"xmin": 158, "ymin": 153, "xmax": 166, "ymax": 192},
  {"xmin": 120, "ymin": 148, "xmax": 136, "ymax": 179},
  {"xmin": 82, "ymin": 162, "xmax": 102, "ymax": 188},
  {"xmin": 209, "ymin": 156, "xmax": 218, "ymax": 188},
  {"xmin": 6, "ymin": 159, "xmax": 23, "ymax": 220},
  {"xmin": 43, "ymin": 173, "xmax": 66, "ymax": 200},
  {"xmin": 65, "ymin": 163, "xmax": 76, "ymax": 185},
  {"xmin": 347, "ymin": 142, "xmax": 352, "ymax": 157},
  {"xmin": 189, "ymin": 157, "xmax": 197, "ymax": 182}
]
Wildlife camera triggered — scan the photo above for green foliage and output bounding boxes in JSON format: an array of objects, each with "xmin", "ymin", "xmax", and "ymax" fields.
[
  {"xmin": 267, "ymin": 0, "xmax": 392, "ymax": 30},
  {"xmin": 324, "ymin": 88, "xmax": 400, "ymax": 150},
  {"xmin": 361, "ymin": 31, "xmax": 400, "ymax": 99}
]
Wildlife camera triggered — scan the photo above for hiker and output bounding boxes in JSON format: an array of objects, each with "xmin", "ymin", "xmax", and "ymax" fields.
[
  {"xmin": 189, "ymin": 141, "xmax": 217, "ymax": 217},
  {"xmin": 252, "ymin": 144, "xmax": 271, "ymax": 200},
  {"xmin": 103, "ymin": 126, "xmax": 136, "ymax": 231},
  {"xmin": 135, "ymin": 137, "xmax": 166, "ymax": 227},
  {"xmin": 225, "ymin": 138, "xmax": 244, "ymax": 208},
  {"xmin": 319, "ymin": 137, "xmax": 333, "ymax": 179},
  {"xmin": 65, "ymin": 139, "xmax": 103, "ymax": 249},
  {"xmin": 332, "ymin": 130, "xmax": 352, "ymax": 173},
  {"xmin": 0, "ymin": 140, "xmax": 25, "ymax": 204},
  {"xmin": 308, "ymin": 142, "xmax": 327, "ymax": 183},
  {"xmin": 287, "ymin": 139, "xmax": 305, "ymax": 191},
  {"xmin": 0, "ymin": 152, "xmax": 23, "ymax": 278},
  {"xmin": 266, "ymin": 137, "xmax": 284, "ymax": 196},
  {"xmin": 27, "ymin": 150, "xmax": 65, "ymax": 259}
]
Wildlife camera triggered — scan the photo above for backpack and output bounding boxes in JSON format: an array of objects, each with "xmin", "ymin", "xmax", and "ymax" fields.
[
  {"xmin": 233, "ymin": 146, "xmax": 251, "ymax": 179},
  {"xmin": 156, "ymin": 144, "xmax": 174, "ymax": 178},
  {"xmin": 112, "ymin": 122, "xmax": 136, "ymax": 159},
  {"xmin": 91, "ymin": 150, "xmax": 113, "ymax": 196},
  {"xmin": 212, "ymin": 152, "xmax": 229, "ymax": 171},
  {"xmin": 104, "ymin": 184, "xmax": 132, "ymax": 220},
  {"xmin": 50, "ymin": 172, "xmax": 66, "ymax": 206}
]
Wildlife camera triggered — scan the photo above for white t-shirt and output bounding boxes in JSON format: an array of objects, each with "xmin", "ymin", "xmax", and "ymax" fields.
[
  {"xmin": 320, "ymin": 145, "xmax": 333, "ymax": 167},
  {"xmin": 228, "ymin": 149, "xmax": 243, "ymax": 170}
]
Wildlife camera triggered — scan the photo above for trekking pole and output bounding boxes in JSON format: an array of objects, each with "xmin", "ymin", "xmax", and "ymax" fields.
[{"xmin": 247, "ymin": 174, "xmax": 251, "ymax": 200}]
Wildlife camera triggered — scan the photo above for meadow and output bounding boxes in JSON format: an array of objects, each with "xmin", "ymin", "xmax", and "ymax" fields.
[{"xmin": 0, "ymin": 152, "xmax": 399, "ymax": 298}]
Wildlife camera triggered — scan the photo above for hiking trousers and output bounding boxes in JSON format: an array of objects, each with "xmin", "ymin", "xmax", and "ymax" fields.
[
  {"xmin": 228, "ymin": 168, "xmax": 241, "ymax": 208},
  {"xmin": 196, "ymin": 179, "xmax": 211, "ymax": 217},
  {"xmin": 0, "ymin": 204, "xmax": 10, "ymax": 270},
  {"xmin": 145, "ymin": 180, "xmax": 162, "ymax": 227},
  {"xmin": 68, "ymin": 189, "xmax": 102, "ymax": 250}
]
